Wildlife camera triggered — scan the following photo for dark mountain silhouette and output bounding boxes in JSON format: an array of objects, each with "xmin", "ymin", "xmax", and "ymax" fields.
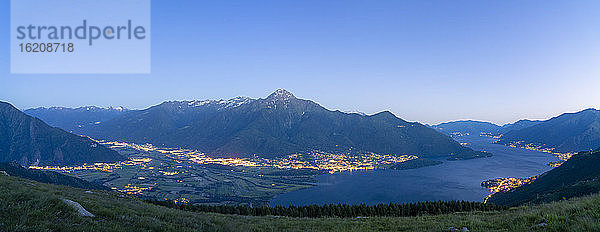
[
  {"xmin": 78, "ymin": 89, "xmax": 487, "ymax": 159},
  {"xmin": 24, "ymin": 106, "xmax": 128, "ymax": 133},
  {"xmin": 487, "ymin": 150, "xmax": 600, "ymax": 206},
  {"xmin": 0, "ymin": 101, "xmax": 125, "ymax": 166},
  {"xmin": 431, "ymin": 119, "xmax": 542, "ymax": 136},
  {"xmin": 498, "ymin": 109, "xmax": 600, "ymax": 153},
  {"xmin": 432, "ymin": 120, "xmax": 500, "ymax": 135},
  {"xmin": 498, "ymin": 119, "xmax": 542, "ymax": 134}
]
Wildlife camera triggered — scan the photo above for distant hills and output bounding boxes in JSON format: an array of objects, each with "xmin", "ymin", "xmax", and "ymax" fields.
[
  {"xmin": 498, "ymin": 109, "xmax": 600, "ymax": 153},
  {"xmin": 0, "ymin": 101, "xmax": 125, "ymax": 166},
  {"xmin": 432, "ymin": 109, "xmax": 600, "ymax": 153},
  {"xmin": 30, "ymin": 89, "xmax": 487, "ymax": 160},
  {"xmin": 432, "ymin": 119, "xmax": 545, "ymax": 137},
  {"xmin": 497, "ymin": 119, "xmax": 542, "ymax": 135},
  {"xmin": 24, "ymin": 106, "xmax": 128, "ymax": 133},
  {"xmin": 0, "ymin": 162, "xmax": 107, "ymax": 190},
  {"xmin": 487, "ymin": 149, "xmax": 600, "ymax": 206},
  {"xmin": 432, "ymin": 120, "xmax": 500, "ymax": 136}
]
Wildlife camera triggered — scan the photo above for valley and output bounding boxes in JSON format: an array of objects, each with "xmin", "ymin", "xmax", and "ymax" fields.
[
  {"xmin": 26, "ymin": 132, "xmax": 572, "ymax": 206},
  {"xmin": 30, "ymin": 139, "xmax": 427, "ymax": 205},
  {"xmin": 15, "ymin": 97, "xmax": 594, "ymax": 208}
]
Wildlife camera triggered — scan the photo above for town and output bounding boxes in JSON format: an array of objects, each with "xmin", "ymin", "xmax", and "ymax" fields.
[
  {"xmin": 481, "ymin": 176, "xmax": 539, "ymax": 203},
  {"xmin": 27, "ymin": 140, "xmax": 422, "ymax": 204},
  {"xmin": 505, "ymin": 141, "xmax": 574, "ymax": 165}
]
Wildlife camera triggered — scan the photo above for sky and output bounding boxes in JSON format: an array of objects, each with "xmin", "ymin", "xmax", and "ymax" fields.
[{"xmin": 1, "ymin": 0, "xmax": 599, "ymax": 125}]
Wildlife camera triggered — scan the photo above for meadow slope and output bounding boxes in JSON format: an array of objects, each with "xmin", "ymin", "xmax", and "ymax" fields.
[{"xmin": 1, "ymin": 175, "xmax": 600, "ymax": 231}]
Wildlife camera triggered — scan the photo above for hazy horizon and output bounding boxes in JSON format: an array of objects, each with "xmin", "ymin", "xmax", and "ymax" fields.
[{"xmin": 1, "ymin": 1, "xmax": 599, "ymax": 125}]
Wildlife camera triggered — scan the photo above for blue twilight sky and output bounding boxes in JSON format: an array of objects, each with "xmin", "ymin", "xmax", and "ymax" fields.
[{"xmin": 0, "ymin": 1, "xmax": 599, "ymax": 125}]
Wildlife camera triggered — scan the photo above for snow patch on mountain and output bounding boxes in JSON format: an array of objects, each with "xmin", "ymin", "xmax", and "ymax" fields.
[
  {"xmin": 182, "ymin": 96, "xmax": 255, "ymax": 109},
  {"xmin": 30, "ymin": 106, "xmax": 129, "ymax": 112}
]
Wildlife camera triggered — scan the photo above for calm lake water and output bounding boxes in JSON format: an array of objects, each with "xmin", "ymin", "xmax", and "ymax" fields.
[{"xmin": 270, "ymin": 135, "xmax": 561, "ymax": 206}]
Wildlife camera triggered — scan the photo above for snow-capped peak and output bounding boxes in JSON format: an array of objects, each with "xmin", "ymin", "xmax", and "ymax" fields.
[
  {"xmin": 32, "ymin": 106, "xmax": 128, "ymax": 112},
  {"xmin": 266, "ymin": 89, "xmax": 296, "ymax": 101},
  {"xmin": 109, "ymin": 106, "xmax": 127, "ymax": 111},
  {"xmin": 185, "ymin": 96, "xmax": 254, "ymax": 109},
  {"xmin": 343, "ymin": 110, "xmax": 367, "ymax": 116}
]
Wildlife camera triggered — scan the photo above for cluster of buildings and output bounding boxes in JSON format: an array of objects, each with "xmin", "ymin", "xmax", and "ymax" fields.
[
  {"xmin": 506, "ymin": 141, "xmax": 574, "ymax": 162},
  {"xmin": 260, "ymin": 151, "xmax": 419, "ymax": 174},
  {"xmin": 100, "ymin": 140, "xmax": 421, "ymax": 174},
  {"xmin": 28, "ymin": 140, "xmax": 423, "ymax": 199},
  {"xmin": 104, "ymin": 140, "xmax": 261, "ymax": 167},
  {"xmin": 118, "ymin": 183, "xmax": 155, "ymax": 195},
  {"xmin": 482, "ymin": 176, "xmax": 538, "ymax": 203},
  {"xmin": 28, "ymin": 157, "xmax": 152, "ymax": 173}
]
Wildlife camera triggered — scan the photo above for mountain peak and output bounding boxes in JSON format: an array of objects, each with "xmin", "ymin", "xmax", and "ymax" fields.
[
  {"xmin": 580, "ymin": 108, "xmax": 599, "ymax": 113},
  {"xmin": 268, "ymin": 88, "xmax": 295, "ymax": 98},
  {"xmin": 266, "ymin": 89, "xmax": 296, "ymax": 101}
]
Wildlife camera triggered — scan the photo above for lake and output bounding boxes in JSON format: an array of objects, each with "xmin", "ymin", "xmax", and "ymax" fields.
[{"xmin": 270, "ymin": 135, "xmax": 561, "ymax": 206}]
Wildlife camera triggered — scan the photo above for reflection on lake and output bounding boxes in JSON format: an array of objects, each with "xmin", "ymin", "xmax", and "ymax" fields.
[{"xmin": 271, "ymin": 135, "xmax": 561, "ymax": 206}]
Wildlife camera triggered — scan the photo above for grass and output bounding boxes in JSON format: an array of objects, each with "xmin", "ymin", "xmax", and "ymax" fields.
[{"xmin": 1, "ymin": 175, "xmax": 600, "ymax": 231}]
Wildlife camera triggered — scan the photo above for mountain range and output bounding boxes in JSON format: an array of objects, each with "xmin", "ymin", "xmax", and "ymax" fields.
[
  {"xmin": 497, "ymin": 119, "xmax": 542, "ymax": 135},
  {"xmin": 498, "ymin": 109, "xmax": 600, "ymax": 153},
  {"xmin": 0, "ymin": 101, "xmax": 125, "ymax": 166},
  {"xmin": 433, "ymin": 109, "xmax": 600, "ymax": 153},
  {"xmin": 432, "ymin": 120, "xmax": 501, "ymax": 136},
  {"xmin": 24, "ymin": 106, "xmax": 128, "ymax": 133},
  {"xmin": 26, "ymin": 89, "xmax": 487, "ymax": 160},
  {"xmin": 432, "ymin": 119, "xmax": 543, "ymax": 136}
]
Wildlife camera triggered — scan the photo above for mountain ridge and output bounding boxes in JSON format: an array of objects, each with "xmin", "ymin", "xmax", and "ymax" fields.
[
  {"xmin": 498, "ymin": 108, "xmax": 600, "ymax": 153},
  {"xmin": 42, "ymin": 89, "xmax": 487, "ymax": 160},
  {"xmin": 498, "ymin": 119, "xmax": 542, "ymax": 134},
  {"xmin": 25, "ymin": 106, "xmax": 130, "ymax": 133},
  {"xmin": 0, "ymin": 101, "xmax": 125, "ymax": 166},
  {"xmin": 432, "ymin": 120, "xmax": 501, "ymax": 136}
]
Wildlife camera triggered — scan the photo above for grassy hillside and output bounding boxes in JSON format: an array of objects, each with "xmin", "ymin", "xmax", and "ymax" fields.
[{"xmin": 2, "ymin": 175, "xmax": 600, "ymax": 231}]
